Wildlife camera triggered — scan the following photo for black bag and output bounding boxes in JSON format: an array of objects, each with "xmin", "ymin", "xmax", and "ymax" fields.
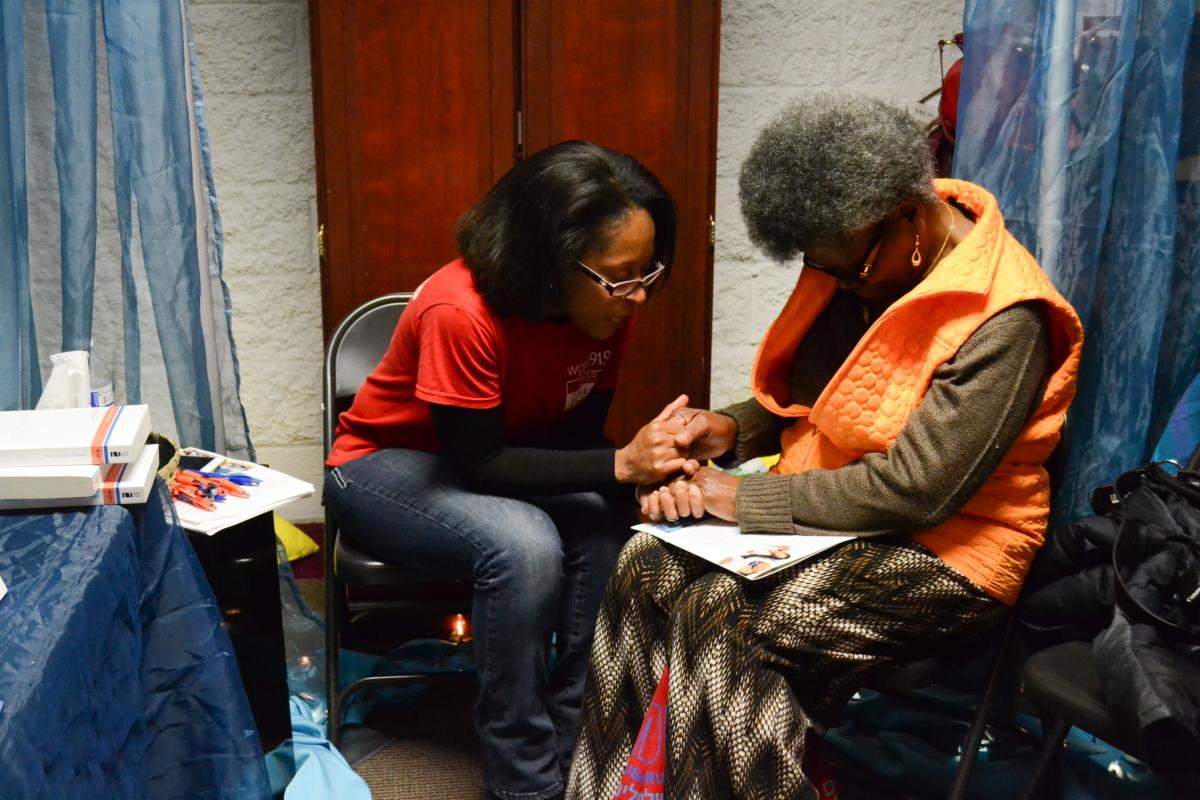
[
  {"xmin": 1103, "ymin": 462, "xmax": 1200, "ymax": 644},
  {"xmin": 1020, "ymin": 457, "xmax": 1200, "ymax": 789}
]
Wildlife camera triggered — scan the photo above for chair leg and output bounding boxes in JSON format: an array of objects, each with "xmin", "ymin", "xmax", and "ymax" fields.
[
  {"xmin": 947, "ymin": 612, "xmax": 1017, "ymax": 800},
  {"xmin": 1015, "ymin": 715, "xmax": 1070, "ymax": 800},
  {"xmin": 326, "ymin": 577, "xmax": 345, "ymax": 747},
  {"xmin": 324, "ymin": 512, "xmax": 342, "ymax": 746}
]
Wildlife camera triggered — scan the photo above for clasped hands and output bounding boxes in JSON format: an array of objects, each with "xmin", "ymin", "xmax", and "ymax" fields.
[{"xmin": 615, "ymin": 394, "xmax": 741, "ymax": 523}]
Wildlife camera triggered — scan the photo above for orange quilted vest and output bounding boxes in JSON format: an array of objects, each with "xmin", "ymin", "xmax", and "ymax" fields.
[{"xmin": 751, "ymin": 179, "xmax": 1083, "ymax": 605}]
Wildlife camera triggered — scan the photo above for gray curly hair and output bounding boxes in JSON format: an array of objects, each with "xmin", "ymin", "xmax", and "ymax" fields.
[{"xmin": 739, "ymin": 94, "xmax": 937, "ymax": 260}]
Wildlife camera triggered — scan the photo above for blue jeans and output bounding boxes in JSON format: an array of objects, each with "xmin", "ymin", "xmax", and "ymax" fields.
[{"xmin": 325, "ymin": 448, "xmax": 635, "ymax": 800}]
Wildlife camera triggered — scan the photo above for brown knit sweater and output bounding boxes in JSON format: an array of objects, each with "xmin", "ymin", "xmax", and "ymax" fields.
[{"xmin": 718, "ymin": 299, "xmax": 1050, "ymax": 537}]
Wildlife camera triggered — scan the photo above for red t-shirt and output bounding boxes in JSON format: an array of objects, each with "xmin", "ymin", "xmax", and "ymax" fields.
[{"xmin": 326, "ymin": 259, "xmax": 630, "ymax": 467}]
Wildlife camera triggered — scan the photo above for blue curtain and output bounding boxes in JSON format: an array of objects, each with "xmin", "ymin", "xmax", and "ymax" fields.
[
  {"xmin": 1153, "ymin": 372, "xmax": 1200, "ymax": 464},
  {"xmin": 954, "ymin": 0, "xmax": 1200, "ymax": 520},
  {"xmin": 1, "ymin": 0, "xmax": 40, "ymax": 410},
  {"xmin": 0, "ymin": 0, "xmax": 253, "ymax": 458}
]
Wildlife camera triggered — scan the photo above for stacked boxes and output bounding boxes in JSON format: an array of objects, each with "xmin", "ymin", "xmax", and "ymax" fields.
[{"xmin": 0, "ymin": 405, "xmax": 158, "ymax": 508}]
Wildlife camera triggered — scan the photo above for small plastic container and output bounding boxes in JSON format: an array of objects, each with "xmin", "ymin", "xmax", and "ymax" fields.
[{"xmin": 88, "ymin": 350, "xmax": 115, "ymax": 408}]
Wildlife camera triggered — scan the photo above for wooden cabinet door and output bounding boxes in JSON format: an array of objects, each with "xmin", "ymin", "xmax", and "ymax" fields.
[
  {"xmin": 521, "ymin": 0, "xmax": 719, "ymax": 442},
  {"xmin": 309, "ymin": 0, "xmax": 516, "ymax": 335},
  {"xmin": 310, "ymin": 1, "xmax": 718, "ymax": 442}
]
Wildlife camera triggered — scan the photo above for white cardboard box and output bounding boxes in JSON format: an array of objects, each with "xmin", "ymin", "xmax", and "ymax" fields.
[
  {"xmin": 0, "ymin": 405, "xmax": 151, "ymax": 466},
  {"xmin": 0, "ymin": 444, "xmax": 159, "ymax": 509},
  {"xmin": 0, "ymin": 462, "xmax": 101, "ymax": 500}
]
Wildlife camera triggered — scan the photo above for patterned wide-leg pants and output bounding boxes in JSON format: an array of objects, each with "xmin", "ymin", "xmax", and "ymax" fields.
[{"xmin": 566, "ymin": 532, "xmax": 1004, "ymax": 800}]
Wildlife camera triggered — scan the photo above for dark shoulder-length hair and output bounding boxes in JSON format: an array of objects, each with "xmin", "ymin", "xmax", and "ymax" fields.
[{"xmin": 455, "ymin": 141, "xmax": 676, "ymax": 321}]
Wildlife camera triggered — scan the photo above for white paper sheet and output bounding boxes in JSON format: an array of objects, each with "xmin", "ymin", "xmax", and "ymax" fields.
[
  {"xmin": 633, "ymin": 519, "xmax": 852, "ymax": 580},
  {"xmin": 172, "ymin": 448, "xmax": 314, "ymax": 535}
]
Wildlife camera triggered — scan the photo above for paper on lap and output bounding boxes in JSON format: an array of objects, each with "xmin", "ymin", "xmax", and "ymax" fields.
[{"xmin": 632, "ymin": 518, "xmax": 851, "ymax": 580}]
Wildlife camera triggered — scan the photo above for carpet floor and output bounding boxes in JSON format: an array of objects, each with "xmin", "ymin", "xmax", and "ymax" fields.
[
  {"xmin": 293, "ymin": 579, "xmax": 896, "ymax": 800},
  {"xmin": 349, "ymin": 687, "xmax": 488, "ymax": 800},
  {"xmin": 295, "ymin": 577, "xmax": 486, "ymax": 799}
]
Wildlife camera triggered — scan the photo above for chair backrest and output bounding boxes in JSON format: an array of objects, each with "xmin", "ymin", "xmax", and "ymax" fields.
[{"xmin": 322, "ymin": 293, "xmax": 412, "ymax": 457}]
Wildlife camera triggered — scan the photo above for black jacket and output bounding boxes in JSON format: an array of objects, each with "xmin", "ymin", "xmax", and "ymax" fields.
[{"xmin": 1020, "ymin": 464, "xmax": 1200, "ymax": 783}]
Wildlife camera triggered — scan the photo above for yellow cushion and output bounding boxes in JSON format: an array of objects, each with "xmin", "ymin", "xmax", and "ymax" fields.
[{"xmin": 274, "ymin": 513, "xmax": 319, "ymax": 562}]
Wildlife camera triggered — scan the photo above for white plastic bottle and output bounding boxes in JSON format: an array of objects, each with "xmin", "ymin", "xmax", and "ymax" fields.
[{"xmin": 89, "ymin": 348, "xmax": 115, "ymax": 408}]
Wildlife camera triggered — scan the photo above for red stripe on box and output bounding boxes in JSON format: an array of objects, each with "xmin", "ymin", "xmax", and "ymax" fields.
[
  {"xmin": 90, "ymin": 405, "xmax": 120, "ymax": 464},
  {"xmin": 101, "ymin": 463, "xmax": 124, "ymax": 504}
]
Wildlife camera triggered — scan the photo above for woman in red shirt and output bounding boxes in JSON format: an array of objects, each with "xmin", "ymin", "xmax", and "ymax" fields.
[{"xmin": 325, "ymin": 141, "xmax": 691, "ymax": 800}]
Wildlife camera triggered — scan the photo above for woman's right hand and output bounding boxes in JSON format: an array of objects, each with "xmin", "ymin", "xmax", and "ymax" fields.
[
  {"xmin": 670, "ymin": 408, "xmax": 737, "ymax": 462},
  {"xmin": 616, "ymin": 394, "xmax": 699, "ymax": 484},
  {"xmin": 638, "ymin": 479, "xmax": 704, "ymax": 522},
  {"xmin": 638, "ymin": 467, "xmax": 739, "ymax": 523}
]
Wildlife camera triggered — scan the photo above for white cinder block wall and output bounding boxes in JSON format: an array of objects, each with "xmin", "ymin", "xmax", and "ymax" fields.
[
  {"xmin": 711, "ymin": 0, "xmax": 965, "ymax": 407},
  {"xmin": 192, "ymin": 0, "xmax": 964, "ymax": 522},
  {"xmin": 191, "ymin": 0, "xmax": 325, "ymax": 521}
]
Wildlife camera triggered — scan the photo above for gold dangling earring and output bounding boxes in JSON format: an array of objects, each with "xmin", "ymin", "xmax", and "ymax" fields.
[{"xmin": 911, "ymin": 233, "xmax": 922, "ymax": 268}]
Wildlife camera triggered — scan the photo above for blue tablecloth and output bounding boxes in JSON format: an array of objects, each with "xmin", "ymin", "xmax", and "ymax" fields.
[{"xmin": 0, "ymin": 480, "xmax": 270, "ymax": 799}]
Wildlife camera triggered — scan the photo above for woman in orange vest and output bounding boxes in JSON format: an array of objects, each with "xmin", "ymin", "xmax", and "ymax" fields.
[{"xmin": 567, "ymin": 95, "xmax": 1083, "ymax": 798}]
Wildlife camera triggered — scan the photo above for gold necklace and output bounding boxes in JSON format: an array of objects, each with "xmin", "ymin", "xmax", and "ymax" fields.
[
  {"xmin": 864, "ymin": 201, "xmax": 957, "ymax": 325},
  {"xmin": 924, "ymin": 200, "xmax": 955, "ymax": 274}
]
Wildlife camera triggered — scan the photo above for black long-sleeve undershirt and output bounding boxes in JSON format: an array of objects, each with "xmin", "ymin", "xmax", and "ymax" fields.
[{"xmin": 429, "ymin": 390, "xmax": 620, "ymax": 496}]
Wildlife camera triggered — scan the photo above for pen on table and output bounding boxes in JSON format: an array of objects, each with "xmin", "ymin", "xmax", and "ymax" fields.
[
  {"xmin": 175, "ymin": 471, "xmax": 227, "ymax": 497},
  {"xmin": 173, "ymin": 485, "xmax": 216, "ymax": 511},
  {"xmin": 193, "ymin": 470, "xmax": 261, "ymax": 486},
  {"xmin": 203, "ymin": 475, "xmax": 249, "ymax": 498},
  {"xmin": 178, "ymin": 470, "xmax": 250, "ymax": 498}
]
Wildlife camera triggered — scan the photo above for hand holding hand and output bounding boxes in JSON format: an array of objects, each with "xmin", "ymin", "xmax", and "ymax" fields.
[
  {"xmin": 670, "ymin": 408, "xmax": 737, "ymax": 463},
  {"xmin": 687, "ymin": 467, "xmax": 739, "ymax": 521},
  {"xmin": 638, "ymin": 477, "xmax": 705, "ymax": 522},
  {"xmin": 615, "ymin": 395, "xmax": 701, "ymax": 484},
  {"xmin": 638, "ymin": 467, "xmax": 740, "ymax": 523}
]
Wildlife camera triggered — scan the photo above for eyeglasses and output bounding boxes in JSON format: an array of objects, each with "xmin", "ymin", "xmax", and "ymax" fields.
[
  {"xmin": 801, "ymin": 223, "xmax": 886, "ymax": 284},
  {"xmin": 574, "ymin": 260, "xmax": 666, "ymax": 298}
]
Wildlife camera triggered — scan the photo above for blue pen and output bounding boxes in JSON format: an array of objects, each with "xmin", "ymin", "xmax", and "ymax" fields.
[{"xmin": 195, "ymin": 469, "xmax": 261, "ymax": 486}]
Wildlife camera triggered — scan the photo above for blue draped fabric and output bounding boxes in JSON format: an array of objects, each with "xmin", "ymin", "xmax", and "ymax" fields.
[
  {"xmin": 0, "ymin": 0, "xmax": 253, "ymax": 458},
  {"xmin": 45, "ymin": 0, "xmax": 97, "ymax": 354},
  {"xmin": 185, "ymin": 3, "xmax": 255, "ymax": 462},
  {"xmin": 0, "ymin": 481, "xmax": 270, "ymax": 798},
  {"xmin": 103, "ymin": 0, "xmax": 215, "ymax": 445},
  {"xmin": 0, "ymin": 0, "xmax": 40, "ymax": 409},
  {"xmin": 954, "ymin": 0, "xmax": 1200, "ymax": 520},
  {"xmin": 1153, "ymin": 372, "xmax": 1200, "ymax": 464}
]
